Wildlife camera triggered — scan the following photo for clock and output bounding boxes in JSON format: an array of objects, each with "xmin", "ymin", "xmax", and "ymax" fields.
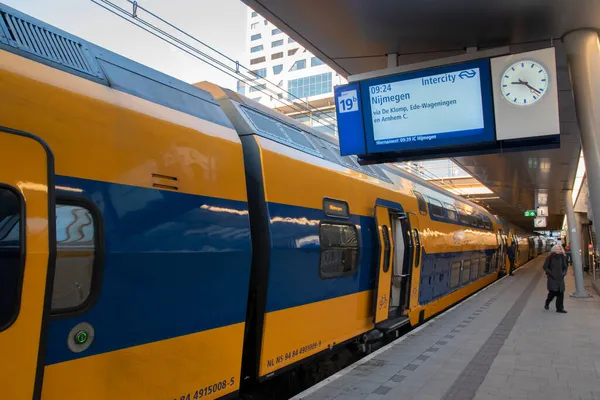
[{"xmin": 500, "ymin": 60, "xmax": 549, "ymax": 106}]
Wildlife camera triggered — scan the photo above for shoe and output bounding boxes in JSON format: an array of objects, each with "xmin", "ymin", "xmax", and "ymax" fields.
[
  {"xmin": 544, "ymin": 304, "xmax": 549, "ymax": 310},
  {"xmin": 556, "ymin": 309, "xmax": 567, "ymax": 313}
]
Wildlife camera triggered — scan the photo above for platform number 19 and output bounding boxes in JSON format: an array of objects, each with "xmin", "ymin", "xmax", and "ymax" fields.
[{"xmin": 338, "ymin": 89, "xmax": 359, "ymax": 114}]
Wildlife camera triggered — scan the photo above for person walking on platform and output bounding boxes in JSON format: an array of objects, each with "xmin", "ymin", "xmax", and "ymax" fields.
[
  {"xmin": 507, "ymin": 241, "xmax": 517, "ymax": 275},
  {"xmin": 543, "ymin": 245, "xmax": 568, "ymax": 313}
]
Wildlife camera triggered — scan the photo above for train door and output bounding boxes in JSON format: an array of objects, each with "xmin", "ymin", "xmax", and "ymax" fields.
[
  {"xmin": 406, "ymin": 212, "xmax": 422, "ymax": 309},
  {"xmin": 373, "ymin": 202, "xmax": 412, "ymax": 329},
  {"xmin": 390, "ymin": 213, "xmax": 412, "ymax": 316},
  {"xmin": 502, "ymin": 234, "xmax": 508, "ymax": 271},
  {"xmin": 496, "ymin": 231, "xmax": 504, "ymax": 274},
  {"xmin": 0, "ymin": 129, "xmax": 55, "ymax": 400},
  {"xmin": 373, "ymin": 205, "xmax": 394, "ymax": 324}
]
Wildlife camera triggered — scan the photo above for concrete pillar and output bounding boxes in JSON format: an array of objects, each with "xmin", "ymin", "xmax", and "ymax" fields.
[
  {"xmin": 577, "ymin": 213, "xmax": 589, "ymax": 271},
  {"xmin": 565, "ymin": 190, "xmax": 590, "ymax": 297},
  {"xmin": 387, "ymin": 53, "xmax": 397, "ymax": 68},
  {"xmin": 564, "ymin": 30, "xmax": 600, "ymax": 257}
]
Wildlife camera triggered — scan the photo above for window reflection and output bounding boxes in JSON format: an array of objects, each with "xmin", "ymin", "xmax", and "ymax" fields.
[{"xmin": 52, "ymin": 204, "xmax": 96, "ymax": 311}]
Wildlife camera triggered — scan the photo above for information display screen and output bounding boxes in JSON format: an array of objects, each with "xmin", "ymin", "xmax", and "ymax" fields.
[
  {"xmin": 335, "ymin": 58, "xmax": 497, "ymax": 157},
  {"xmin": 361, "ymin": 59, "xmax": 495, "ymax": 153}
]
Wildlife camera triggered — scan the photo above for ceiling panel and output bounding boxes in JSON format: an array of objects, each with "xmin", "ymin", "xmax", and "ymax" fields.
[{"xmin": 243, "ymin": 0, "xmax": 600, "ymax": 75}]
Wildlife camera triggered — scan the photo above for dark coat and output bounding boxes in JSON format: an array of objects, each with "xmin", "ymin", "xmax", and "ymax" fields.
[
  {"xmin": 506, "ymin": 244, "xmax": 516, "ymax": 261},
  {"xmin": 543, "ymin": 253, "xmax": 568, "ymax": 292}
]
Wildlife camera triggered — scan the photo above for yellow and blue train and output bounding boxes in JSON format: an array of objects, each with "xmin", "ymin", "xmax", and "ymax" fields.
[{"xmin": 0, "ymin": 4, "xmax": 535, "ymax": 399}]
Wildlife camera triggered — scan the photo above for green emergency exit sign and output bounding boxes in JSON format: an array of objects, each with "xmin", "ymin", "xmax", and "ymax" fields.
[{"xmin": 524, "ymin": 210, "xmax": 537, "ymax": 217}]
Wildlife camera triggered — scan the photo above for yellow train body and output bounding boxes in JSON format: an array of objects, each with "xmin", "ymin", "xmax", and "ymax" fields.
[{"xmin": 0, "ymin": 4, "xmax": 534, "ymax": 399}]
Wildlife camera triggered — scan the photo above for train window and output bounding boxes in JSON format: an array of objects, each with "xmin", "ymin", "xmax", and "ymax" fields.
[
  {"xmin": 370, "ymin": 165, "xmax": 391, "ymax": 183},
  {"xmin": 278, "ymin": 123, "xmax": 318, "ymax": 152},
  {"xmin": 471, "ymin": 259, "xmax": 479, "ymax": 281},
  {"xmin": 450, "ymin": 261, "xmax": 461, "ymax": 288},
  {"xmin": 319, "ymin": 223, "xmax": 359, "ymax": 279},
  {"xmin": 242, "ymin": 107, "xmax": 322, "ymax": 156},
  {"xmin": 51, "ymin": 204, "xmax": 97, "ymax": 311},
  {"xmin": 480, "ymin": 257, "xmax": 487, "ymax": 276},
  {"xmin": 444, "ymin": 203, "xmax": 458, "ymax": 221},
  {"xmin": 483, "ymin": 217, "xmax": 492, "ymax": 230},
  {"xmin": 457, "ymin": 209, "xmax": 468, "ymax": 225},
  {"xmin": 414, "ymin": 192, "xmax": 428, "ymax": 215},
  {"xmin": 0, "ymin": 187, "xmax": 23, "ymax": 331},
  {"xmin": 469, "ymin": 214, "xmax": 478, "ymax": 227},
  {"xmin": 461, "ymin": 260, "xmax": 471, "ymax": 284},
  {"xmin": 382, "ymin": 225, "xmax": 391, "ymax": 273},
  {"xmin": 428, "ymin": 198, "xmax": 444, "ymax": 218},
  {"xmin": 243, "ymin": 107, "xmax": 287, "ymax": 140},
  {"xmin": 476, "ymin": 215, "xmax": 485, "ymax": 228},
  {"xmin": 413, "ymin": 229, "xmax": 421, "ymax": 267}
]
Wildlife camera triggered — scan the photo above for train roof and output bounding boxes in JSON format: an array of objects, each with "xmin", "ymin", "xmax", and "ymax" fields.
[{"xmin": 0, "ymin": 2, "xmax": 232, "ymax": 129}]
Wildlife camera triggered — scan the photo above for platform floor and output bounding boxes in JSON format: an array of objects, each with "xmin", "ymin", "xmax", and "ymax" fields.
[{"xmin": 293, "ymin": 255, "xmax": 600, "ymax": 400}]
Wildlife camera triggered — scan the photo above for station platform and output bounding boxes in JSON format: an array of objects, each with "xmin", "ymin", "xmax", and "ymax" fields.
[{"xmin": 293, "ymin": 256, "xmax": 600, "ymax": 400}]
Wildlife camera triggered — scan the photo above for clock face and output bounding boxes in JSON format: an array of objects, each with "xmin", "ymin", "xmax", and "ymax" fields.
[{"xmin": 500, "ymin": 60, "xmax": 549, "ymax": 106}]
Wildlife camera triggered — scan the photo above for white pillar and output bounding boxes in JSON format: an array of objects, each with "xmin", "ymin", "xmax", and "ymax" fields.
[
  {"xmin": 564, "ymin": 30, "xmax": 600, "ymax": 258},
  {"xmin": 387, "ymin": 53, "xmax": 397, "ymax": 68},
  {"xmin": 565, "ymin": 190, "xmax": 590, "ymax": 297}
]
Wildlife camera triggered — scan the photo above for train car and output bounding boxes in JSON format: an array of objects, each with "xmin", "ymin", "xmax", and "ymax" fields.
[
  {"xmin": 504, "ymin": 222, "xmax": 531, "ymax": 268},
  {"xmin": 515, "ymin": 236, "xmax": 531, "ymax": 267},
  {"xmin": 198, "ymin": 82, "xmax": 504, "ymax": 383},
  {"xmin": 0, "ymin": 4, "xmax": 510, "ymax": 399},
  {"xmin": 528, "ymin": 237, "xmax": 537, "ymax": 258},
  {"xmin": 0, "ymin": 4, "xmax": 252, "ymax": 399},
  {"xmin": 540, "ymin": 237, "xmax": 548, "ymax": 253}
]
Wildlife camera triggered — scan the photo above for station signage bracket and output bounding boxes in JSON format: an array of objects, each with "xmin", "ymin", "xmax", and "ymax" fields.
[{"xmin": 335, "ymin": 47, "xmax": 561, "ymax": 164}]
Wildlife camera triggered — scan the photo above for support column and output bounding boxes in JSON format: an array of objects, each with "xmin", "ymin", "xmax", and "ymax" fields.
[
  {"xmin": 565, "ymin": 190, "xmax": 590, "ymax": 297},
  {"xmin": 387, "ymin": 53, "xmax": 397, "ymax": 68},
  {"xmin": 577, "ymin": 213, "xmax": 589, "ymax": 271},
  {"xmin": 564, "ymin": 30, "xmax": 600, "ymax": 257}
]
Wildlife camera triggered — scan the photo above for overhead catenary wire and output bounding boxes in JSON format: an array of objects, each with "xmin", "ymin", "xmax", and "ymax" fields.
[{"xmin": 91, "ymin": 0, "xmax": 339, "ymax": 133}]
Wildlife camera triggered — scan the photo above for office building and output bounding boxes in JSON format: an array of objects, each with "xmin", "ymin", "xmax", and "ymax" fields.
[{"xmin": 239, "ymin": 8, "xmax": 346, "ymax": 135}]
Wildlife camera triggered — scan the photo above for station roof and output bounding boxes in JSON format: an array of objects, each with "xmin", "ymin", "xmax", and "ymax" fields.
[{"xmin": 242, "ymin": 0, "xmax": 589, "ymax": 231}]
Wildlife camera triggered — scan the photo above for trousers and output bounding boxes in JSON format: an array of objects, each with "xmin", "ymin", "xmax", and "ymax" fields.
[
  {"xmin": 509, "ymin": 258, "xmax": 515, "ymax": 274},
  {"xmin": 545, "ymin": 290, "xmax": 564, "ymax": 311}
]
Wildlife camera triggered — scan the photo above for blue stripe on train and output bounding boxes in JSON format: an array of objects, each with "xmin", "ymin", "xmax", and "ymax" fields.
[
  {"xmin": 418, "ymin": 248, "xmax": 498, "ymax": 304},
  {"xmin": 263, "ymin": 202, "xmax": 500, "ymax": 314},
  {"xmin": 264, "ymin": 203, "xmax": 377, "ymax": 313},
  {"xmin": 45, "ymin": 176, "xmax": 252, "ymax": 365}
]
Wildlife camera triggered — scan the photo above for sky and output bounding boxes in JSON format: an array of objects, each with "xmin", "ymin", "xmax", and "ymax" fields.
[{"xmin": 3, "ymin": 0, "xmax": 248, "ymax": 89}]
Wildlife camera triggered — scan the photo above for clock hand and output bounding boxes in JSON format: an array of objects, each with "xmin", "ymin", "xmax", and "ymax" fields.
[
  {"xmin": 524, "ymin": 83, "xmax": 541, "ymax": 95},
  {"xmin": 518, "ymin": 79, "xmax": 541, "ymax": 95}
]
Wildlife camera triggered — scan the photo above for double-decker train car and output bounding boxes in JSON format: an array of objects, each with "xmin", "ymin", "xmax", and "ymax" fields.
[
  {"xmin": 503, "ymin": 222, "xmax": 532, "ymax": 269},
  {"xmin": 0, "ymin": 5, "xmax": 252, "ymax": 399},
  {"xmin": 496, "ymin": 218, "xmax": 533, "ymax": 274},
  {"xmin": 198, "ymin": 81, "xmax": 505, "ymax": 382},
  {"xmin": 0, "ymin": 4, "xmax": 533, "ymax": 399}
]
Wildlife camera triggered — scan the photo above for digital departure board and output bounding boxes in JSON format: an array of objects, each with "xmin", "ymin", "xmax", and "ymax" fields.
[
  {"xmin": 335, "ymin": 48, "xmax": 560, "ymax": 163},
  {"xmin": 335, "ymin": 59, "xmax": 496, "ymax": 157}
]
